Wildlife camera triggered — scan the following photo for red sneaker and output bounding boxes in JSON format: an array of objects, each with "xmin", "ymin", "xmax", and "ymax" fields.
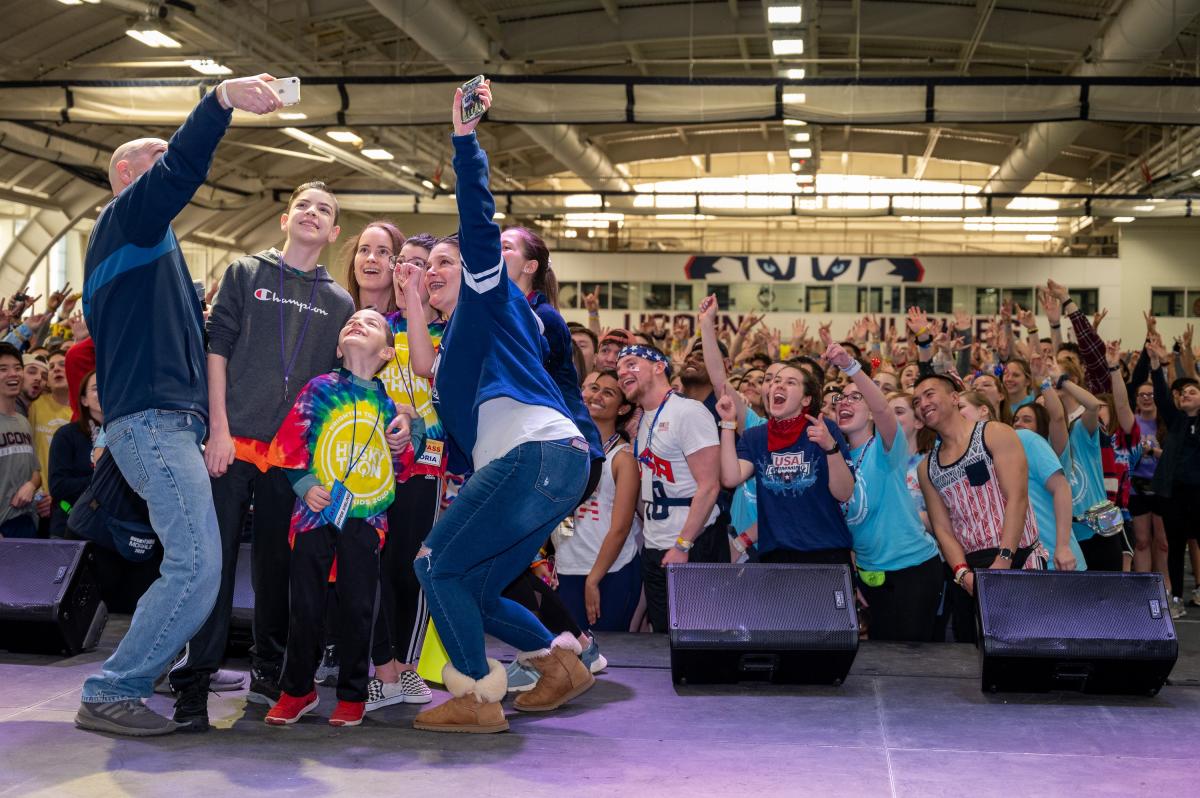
[
  {"xmin": 264, "ymin": 691, "xmax": 318, "ymax": 726},
  {"xmin": 329, "ymin": 700, "xmax": 365, "ymax": 727}
]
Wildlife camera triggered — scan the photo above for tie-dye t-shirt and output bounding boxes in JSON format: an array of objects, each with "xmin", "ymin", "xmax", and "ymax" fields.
[
  {"xmin": 269, "ymin": 369, "xmax": 415, "ymax": 541},
  {"xmin": 380, "ymin": 313, "xmax": 446, "ymax": 477}
]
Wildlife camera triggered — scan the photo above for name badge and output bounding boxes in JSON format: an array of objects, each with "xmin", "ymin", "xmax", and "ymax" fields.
[
  {"xmin": 417, "ymin": 438, "xmax": 444, "ymax": 469},
  {"xmin": 322, "ymin": 480, "xmax": 354, "ymax": 531}
]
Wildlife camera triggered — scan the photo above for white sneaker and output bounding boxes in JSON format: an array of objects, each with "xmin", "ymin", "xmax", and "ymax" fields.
[
  {"xmin": 1170, "ymin": 596, "xmax": 1187, "ymax": 620},
  {"xmin": 364, "ymin": 671, "xmax": 433, "ymax": 712}
]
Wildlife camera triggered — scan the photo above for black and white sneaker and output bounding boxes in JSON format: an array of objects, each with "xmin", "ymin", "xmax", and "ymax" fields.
[
  {"xmin": 172, "ymin": 677, "xmax": 211, "ymax": 734},
  {"xmin": 313, "ymin": 644, "xmax": 339, "ymax": 687},
  {"xmin": 364, "ymin": 671, "xmax": 433, "ymax": 712},
  {"xmin": 246, "ymin": 669, "xmax": 281, "ymax": 707}
]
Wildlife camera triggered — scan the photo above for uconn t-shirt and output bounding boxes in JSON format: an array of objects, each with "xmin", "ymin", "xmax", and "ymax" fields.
[
  {"xmin": 634, "ymin": 394, "xmax": 719, "ymax": 550},
  {"xmin": 735, "ymin": 418, "xmax": 852, "ymax": 555}
]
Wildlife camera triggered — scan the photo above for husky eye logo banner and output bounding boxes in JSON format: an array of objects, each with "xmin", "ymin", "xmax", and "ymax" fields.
[{"xmin": 683, "ymin": 255, "xmax": 924, "ymax": 283}]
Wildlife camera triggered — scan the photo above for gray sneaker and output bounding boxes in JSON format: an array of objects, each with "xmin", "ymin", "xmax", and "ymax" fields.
[
  {"xmin": 75, "ymin": 699, "xmax": 178, "ymax": 737},
  {"xmin": 505, "ymin": 659, "xmax": 540, "ymax": 693}
]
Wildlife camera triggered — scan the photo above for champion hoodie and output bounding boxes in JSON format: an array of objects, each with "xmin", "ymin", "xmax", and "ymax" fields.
[{"xmin": 206, "ymin": 248, "xmax": 355, "ymax": 443}]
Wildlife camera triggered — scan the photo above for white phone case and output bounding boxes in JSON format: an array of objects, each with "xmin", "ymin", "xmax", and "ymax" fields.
[{"xmin": 272, "ymin": 77, "xmax": 301, "ymax": 106}]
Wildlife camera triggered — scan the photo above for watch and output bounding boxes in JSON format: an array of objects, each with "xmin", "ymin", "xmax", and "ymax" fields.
[
  {"xmin": 718, "ymin": 420, "xmax": 737, "ymax": 431},
  {"xmin": 997, "ymin": 548, "xmax": 1014, "ymax": 561},
  {"xmin": 823, "ymin": 443, "xmax": 840, "ymax": 455}
]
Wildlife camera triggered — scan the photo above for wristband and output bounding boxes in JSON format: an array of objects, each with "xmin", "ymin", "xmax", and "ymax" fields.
[
  {"xmin": 841, "ymin": 359, "xmax": 862, "ymax": 377},
  {"xmin": 953, "ymin": 563, "xmax": 970, "ymax": 586},
  {"xmin": 1040, "ymin": 378, "xmax": 1053, "ymax": 392},
  {"xmin": 1027, "ymin": 327, "xmax": 1039, "ymax": 336},
  {"xmin": 718, "ymin": 420, "xmax": 737, "ymax": 431},
  {"xmin": 217, "ymin": 82, "xmax": 231, "ymax": 109},
  {"xmin": 1049, "ymin": 322, "xmax": 1061, "ymax": 330},
  {"xmin": 1108, "ymin": 365, "xmax": 1120, "ymax": 373},
  {"xmin": 917, "ymin": 326, "xmax": 929, "ymax": 336},
  {"xmin": 674, "ymin": 537, "xmax": 694, "ymax": 552},
  {"xmin": 823, "ymin": 443, "xmax": 840, "ymax": 456},
  {"xmin": 587, "ymin": 310, "xmax": 599, "ymax": 317},
  {"xmin": 1056, "ymin": 374, "xmax": 1070, "ymax": 390}
]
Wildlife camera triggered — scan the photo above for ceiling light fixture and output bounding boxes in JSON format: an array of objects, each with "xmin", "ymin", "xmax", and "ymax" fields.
[
  {"xmin": 1112, "ymin": 216, "xmax": 1135, "ymax": 223},
  {"xmin": 186, "ymin": 59, "xmax": 231, "ymax": 76},
  {"xmin": 1133, "ymin": 204, "xmax": 1156, "ymax": 212},
  {"xmin": 784, "ymin": 68, "xmax": 806, "ymax": 80},
  {"xmin": 125, "ymin": 21, "xmax": 182, "ymax": 48},
  {"xmin": 278, "ymin": 112, "xmax": 307, "ymax": 120},
  {"xmin": 783, "ymin": 118, "xmax": 808, "ymax": 126},
  {"xmin": 788, "ymin": 147, "xmax": 813, "ymax": 159},
  {"xmin": 771, "ymin": 39, "xmax": 805, "ymax": 56},
  {"xmin": 767, "ymin": 6, "xmax": 804, "ymax": 24},
  {"xmin": 791, "ymin": 132, "xmax": 811, "ymax": 142},
  {"xmin": 782, "ymin": 92, "xmax": 807, "ymax": 104},
  {"xmin": 326, "ymin": 130, "xmax": 363, "ymax": 145},
  {"xmin": 361, "ymin": 148, "xmax": 394, "ymax": 160}
]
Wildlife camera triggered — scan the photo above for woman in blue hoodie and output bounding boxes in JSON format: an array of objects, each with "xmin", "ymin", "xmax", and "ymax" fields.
[{"xmin": 401, "ymin": 82, "xmax": 595, "ymax": 734}]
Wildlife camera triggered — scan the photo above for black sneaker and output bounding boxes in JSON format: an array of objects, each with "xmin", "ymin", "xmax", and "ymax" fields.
[
  {"xmin": 247, "ymin": 668, "xmax": 281, "ymax": 707},
  {"xmin": 314, "ymin": 644, "xmax": 339, "ymax": 687},
  {"xmin": 172, "ymin": 675, "xmax": 210, "ymax": 733}
]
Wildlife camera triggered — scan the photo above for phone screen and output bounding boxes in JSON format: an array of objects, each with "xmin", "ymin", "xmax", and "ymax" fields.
[{"xmin": 460, "ymin": 75, "xmax": 486, "ymax": 124}]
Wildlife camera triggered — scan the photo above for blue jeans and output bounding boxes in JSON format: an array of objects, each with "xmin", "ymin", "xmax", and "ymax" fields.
[
  {"xmin": 557, "ymin": 557, "xmax": 642, "ymax": 633},
  {"xmin": 415, "ymin": 438, "xmax": 589, "ymax": 680},
  {"xmin": 81, "ymin": 410, "xmax": 221, "ymax": 703}
]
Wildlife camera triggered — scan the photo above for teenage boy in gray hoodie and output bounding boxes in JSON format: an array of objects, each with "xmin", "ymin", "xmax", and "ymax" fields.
[{"xmin": 169, "ymin": 181, "xmax": 355, "ymax": 732}]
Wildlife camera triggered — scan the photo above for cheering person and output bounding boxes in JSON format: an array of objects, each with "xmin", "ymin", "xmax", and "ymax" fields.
[{"xmin": 401, "ymin": 82, "xmax": 594, "ymax": 734}]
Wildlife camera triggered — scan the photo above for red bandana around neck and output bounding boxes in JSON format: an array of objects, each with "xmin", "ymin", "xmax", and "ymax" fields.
[{"xmin": 767, "ymin": 414, "xmax": 810, "ymax": 452}]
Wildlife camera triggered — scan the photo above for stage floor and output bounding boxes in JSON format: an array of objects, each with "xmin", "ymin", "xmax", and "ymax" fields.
[{"xmin": 3, "ymin": 618, "xmax": 1200, "ymax": 797}]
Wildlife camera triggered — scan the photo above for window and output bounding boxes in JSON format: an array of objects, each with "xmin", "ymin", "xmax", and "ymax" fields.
[
  {"xmin": 609, "ymin": 282, "xmax": 633, "ymax": 310},
  {"xmin": 1152, "ymin": 288, "xmax": 1185, "ymax": 318},
  {"xmin": 709, "ymin": 284, "xmax": 731, "ymax": 310},
  {"xmin": 1187, "ymin": 290, "xmax": 1200, "ymax": 318},
  {"xmin": 643, "ymin": 283, "xmax": 673, "ymax": 310},
  {"xmin": 1067, "ymin": 288, "xmax": 1099, "ymax": 316},
  {"xmin": 905, "ymin": 286, "xmax": 953, "ymax": 314},
  {"xmin": 975, "ymin": 287, "xmax": 1000, "ymax": 316},
  {"xmin": 558, "ymin": 282, "xmax": 580, "ymax": 310},
  {"xmin": 1002, "ymin": 287, "xmax": 1034, "ymax": 313},
  {"xmin": 806, "ymin": 286, "xmax": 831, "ymax": 313},
  {"xmin": 673, "ymin": 283, "xmax": 695, "ymax": 310}
]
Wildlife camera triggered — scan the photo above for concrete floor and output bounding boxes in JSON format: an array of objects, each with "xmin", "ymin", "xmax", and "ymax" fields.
[{"xmin": 2, "ymin": 619, "xmax": 1200, "ymax": 797}]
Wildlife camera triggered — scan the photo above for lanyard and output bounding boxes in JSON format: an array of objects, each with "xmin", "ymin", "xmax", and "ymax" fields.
[
  {"xmin": 634, "ymin": 390, "xmax": 674, "ymax": 466},
  {"xmin": 391, "ymin": 320, "xmax": 421, "ymax": 409},
  {"xmin": 602, "ymin": 432, "xmax": 622, "ymax": 456},
  {"xmin": 278, "ymin": 260, "xmax": 320, "ymax": 402},
  {"xmin": 341, "ymin": 393, "xmax": 384, "ymax": 482}
]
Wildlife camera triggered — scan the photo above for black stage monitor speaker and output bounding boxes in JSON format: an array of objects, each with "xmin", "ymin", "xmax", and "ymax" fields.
[
  {"xmin": 0, "ymin": 539, "xmax": 107, "ymax": 655},
  {"xmin": 975, "ymin": 570, "xmax": 1177, "ymax": 695},
  {"xmin": 668, "ymin": 563, "xmax": 858, "ymax": 685}
]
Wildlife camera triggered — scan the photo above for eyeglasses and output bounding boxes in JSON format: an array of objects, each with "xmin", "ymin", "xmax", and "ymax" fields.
[
  {"xmin": 834, "ymin": 392, "xmax": 865, "ymax": 405},
  {"xmin": 386, "ymin": 256, "xmax": 428, "ymax": 270}
]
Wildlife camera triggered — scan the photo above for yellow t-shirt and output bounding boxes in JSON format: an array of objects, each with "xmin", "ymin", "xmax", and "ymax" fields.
[{"xmin": 28, "ymin": 395, "xmax": 72, "ymax": 480}]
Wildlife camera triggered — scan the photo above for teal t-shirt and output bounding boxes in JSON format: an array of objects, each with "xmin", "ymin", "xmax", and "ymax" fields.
[
  {"xmin": 1010, "ymin": 393, "xmax": 1035, "ymax": 415},
  {"xmin": 842, "ymin": 432, "xmax": 940, "ymax": 572},
  {"xmin": 1060, "ymin": 419, "xmax": 1106, "ymax": 542},
  {"xmin": 730, "ymin": 407, "xmax": 766, "ymax": 534},
  {"xmin": 1017, "ymin": 429, "xmax": 1086, "ymax": 570}
]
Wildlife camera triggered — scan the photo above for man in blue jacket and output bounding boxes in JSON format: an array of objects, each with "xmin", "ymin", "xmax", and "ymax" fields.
[{"xmin": 75, "ymin": 75, "xmax": 282, "ymax": 736}]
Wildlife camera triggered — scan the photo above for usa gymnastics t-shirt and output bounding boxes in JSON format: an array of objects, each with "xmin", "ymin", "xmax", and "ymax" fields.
[
  {"xmin": 735, "ymin": 417, "xmax": 852, "ymax": 554},
  {"xmin": 634, "ymin": 393, "xmax": 719, "ymax": 551}
]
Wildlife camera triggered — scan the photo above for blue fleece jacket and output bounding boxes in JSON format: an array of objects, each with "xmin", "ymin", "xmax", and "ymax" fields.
[
  {"xmin": 82, "ymin": 90, "xmax": 231, "ymax": 425},
  {"xmin": 528, "ymin": 291, "xmax": 603, "ymax": 461},
  {"xmin": 433, "ymin": 133, "xmax": 580, "ymax": 474}
]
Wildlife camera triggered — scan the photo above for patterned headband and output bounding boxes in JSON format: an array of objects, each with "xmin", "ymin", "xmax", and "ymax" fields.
[{"xmin": 618, "ymin": 345, "xmax": 672, "ymax": 376}]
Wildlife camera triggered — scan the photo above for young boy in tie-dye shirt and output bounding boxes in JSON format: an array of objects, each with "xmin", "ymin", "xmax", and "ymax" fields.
[{"xmin": 265, "ymin": 308, "xmax": 424, "ymax": 728}]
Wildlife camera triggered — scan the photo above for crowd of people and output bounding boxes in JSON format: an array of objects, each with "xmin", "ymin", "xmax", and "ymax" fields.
[{"xmin": 0, "ymin": 74, "xmax": 1190, "ymax": 738}]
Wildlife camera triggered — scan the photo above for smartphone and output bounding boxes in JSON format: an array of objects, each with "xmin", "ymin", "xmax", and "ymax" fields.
[
  {"xmin": 271, "ymin": 77, "xmax": 301, "ymax": 107},
  {"xmin": 460, "ymin": 75, "xmax": 487, "ymax": 124}
]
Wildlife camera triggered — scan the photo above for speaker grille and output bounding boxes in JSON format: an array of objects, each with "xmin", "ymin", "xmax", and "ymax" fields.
[
  {"xmin": 0, "ymin": 540, "xmax": 87, "ymax": 621},
  {"xmin": 976, "ymin": 570, "xmax": 1177, "ymax": 659},
  {"xmin": 668, "ymin": 563, "xmax": 858, "ymax": 650}
]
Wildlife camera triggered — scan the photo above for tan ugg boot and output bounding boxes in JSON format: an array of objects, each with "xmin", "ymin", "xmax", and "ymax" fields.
[
  {"xmin": 412, "ymin": 659, "xmax": 508, "ymax": 734},
  {"xmin": 513, "ymin": 632, "xmax": 595, "ymax": 713}
]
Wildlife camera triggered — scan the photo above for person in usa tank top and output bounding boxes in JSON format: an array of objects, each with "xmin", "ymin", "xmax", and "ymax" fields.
[{"xmin": 914, "ymin": 374, "xmax": 1044, "ymax": 643}]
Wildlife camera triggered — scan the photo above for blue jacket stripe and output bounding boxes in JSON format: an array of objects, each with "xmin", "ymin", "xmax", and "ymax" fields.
[
  {"xmin": 462, "ymin": 259, "xmax": 504, "ymax": 294},
  {"xmin": 83, "ymin": 230, "xmax": 177, "ymax": 306}
]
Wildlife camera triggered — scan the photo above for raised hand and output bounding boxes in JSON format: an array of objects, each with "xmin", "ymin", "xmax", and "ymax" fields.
[
  {"xmin": 906, "ymin": 306, "xmax": 931, "ymax": 336},
  {"xmin": 68, "ymin": 310, "xmax": 88, "ymax": 341},
  {"xmin": 1105, "ymin": 339, "xmax": 1122, "ymax": 369},
  {"xmin": 1046, "ymin": 279, "xmax": 1070, "ymax": 302},
  {"xmin": 1092, "ymin": 307, "xmax": 1108, "ymax": 330},
  {"xmin": 952, "ymin": 308, "xmax": 971, "ymax": 331},
  {"xmin": 715, "ymin": 384, "xmax": 739, "ymax": 422},
  {"xmin": 452, "ymin": 79, "xmax": 492, "ymax": 136},
  {"xmin": 1040, "ymin": 288, "xmax": 1061, "ymax": 325},
  {"xmin": 806, "ymin": 414, "xmax": 836, "ymax": 451},
  {"xmin": 698, "ymin": 293, "xmax": 718, "ymax": 328},
  {"xmin": 583, "ymin": 286, "xmax": 600, "ymax": 314},
  {"xmin": 1183, "ymin": 323, "xmax": 1194, "ymax": 351},
  {"xmin": 791, "ymin": 318, "xmax": 808, "ymax": 343},
  {"xmin": 824, "ymin": 340, "xmax": 854, "ymax": 371},
  {"xmin": 1015, "ymin": 303, "xmax": 1036, "ymax": 330},
  {"xmin": 219, "ymin": 74, "xmax": 284, "ymax": 115}
]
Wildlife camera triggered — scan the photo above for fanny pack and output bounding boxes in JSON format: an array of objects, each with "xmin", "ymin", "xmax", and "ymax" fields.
[
  {"xmin": 1075, "ymin": 500, "xmax": 1125, "ymax": 538},
  {"xmin": 1130, "ymin": 476, "xmax": 1155, "ymax": 496}
]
